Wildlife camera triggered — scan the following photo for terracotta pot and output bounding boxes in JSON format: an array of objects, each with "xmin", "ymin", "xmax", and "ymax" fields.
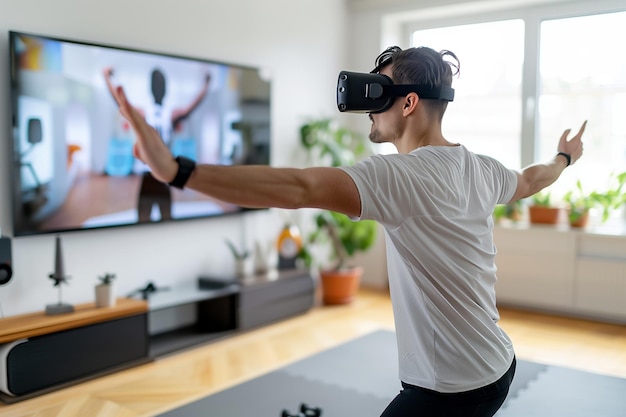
[
  {"xmin": 528, "ymin": 205, "xmax": 562, "ymax": 225},
  {"xmin": 569, "ymin": 210, "xmax": 590, "ymax": 228},
  {"xmin": 319, "ymin": 266, "xmax": 363, "ymax": 305}
]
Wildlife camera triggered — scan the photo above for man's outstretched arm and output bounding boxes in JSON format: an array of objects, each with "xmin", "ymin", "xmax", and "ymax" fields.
[
  {"xmin": 509, "ymin": 120, "xmax": 586, "ymax": 203},
  {"xmin": 113, "ymin": 85, "xmax": 362, "ymax": 218}
]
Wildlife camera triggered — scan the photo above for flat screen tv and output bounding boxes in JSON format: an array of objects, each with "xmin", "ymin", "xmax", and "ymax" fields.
[{"xmin": 8, "ymin": 30, "xmax": 271, "ymax": 237}]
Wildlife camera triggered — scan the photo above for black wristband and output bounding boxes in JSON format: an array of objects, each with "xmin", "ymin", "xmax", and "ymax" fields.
[
  {"xmin": 168, "ymin": 156, "xmax": 196, "ymax": 189},
  {"xmin": 557, "ymin": 152, "xmax": 571, "ymax": 166}
]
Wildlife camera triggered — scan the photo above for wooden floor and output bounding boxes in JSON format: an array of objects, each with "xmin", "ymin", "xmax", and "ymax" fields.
[{"xmin": 1, "ymin": 288, "xmax": 625, "ymax": 417}]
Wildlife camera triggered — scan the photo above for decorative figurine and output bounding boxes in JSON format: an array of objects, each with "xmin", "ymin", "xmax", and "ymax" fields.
[
  {"xmin": 127, "ymin": 281, "xmax": 170, "ymax": 300},
  {"xmin": 45, "ymin": 236, "xmax": 74, "ymax": 315}
]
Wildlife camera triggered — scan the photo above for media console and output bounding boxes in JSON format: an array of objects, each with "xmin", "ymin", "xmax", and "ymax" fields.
[
  {"xmin": 149, "ymin": 268, "xmax": 316, "ymax": 357},
  {"xmin": 0, "ymin": 269, "xmax": 315, "ymax": 403}
]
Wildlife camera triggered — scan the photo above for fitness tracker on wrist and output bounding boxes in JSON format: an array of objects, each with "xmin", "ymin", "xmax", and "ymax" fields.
[
  {"xmin": 168, "ymin": 156, "xmax": 196, "ymax": 189},
  {"xmin": 556, "ymin": 152, "xmax": 571, "ymax": 166}
]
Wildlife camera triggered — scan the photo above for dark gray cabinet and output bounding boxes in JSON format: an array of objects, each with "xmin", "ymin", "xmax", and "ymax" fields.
[{"xmin": 148, "ymin": 269, "xmax": 315, "ymax": 357}]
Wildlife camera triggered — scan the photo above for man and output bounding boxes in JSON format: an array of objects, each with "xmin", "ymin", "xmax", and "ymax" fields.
[{"xmin": 111, "ymin": 46, "xmax": 585, "ymax": 417}]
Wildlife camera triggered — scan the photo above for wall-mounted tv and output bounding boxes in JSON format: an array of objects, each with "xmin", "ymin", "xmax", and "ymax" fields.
[{"xmin": 8, "ymin": 30, "xmax": 271, "ymax": 237}]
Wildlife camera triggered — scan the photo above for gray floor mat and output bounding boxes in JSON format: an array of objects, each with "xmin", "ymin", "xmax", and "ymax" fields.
[
  {"xmin": 159, "ymin": 371, "xmax": 391, "ymax": 417},
  {"xmin": 158, "ymin": 330, "xmax": 626, "ymax": 417},
  {"xmin": 281, "ymin": 330, "xmax": 400, "ymax": 400},
  {"xmin": 497, "ymin": 365, "xmax": 626, "ymax": 416}
]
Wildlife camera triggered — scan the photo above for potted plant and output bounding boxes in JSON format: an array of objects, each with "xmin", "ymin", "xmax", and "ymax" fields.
[
  {"xmin": 528, "ymin": 190, "xmax": 563, "ymax": 225},
  {"xmin": 303, "ymin": 211, "xmax": 377, "ymax": 304},
  {"xmin": 590, "ymin": 171, "xmax": 626, "ymax": 224},
  {"xmin": 225, "ymin": 238, "xmax": 253, "ymax": 277},
  {"xmin": 493, "ymin": 200, "xmax": 524, "ymax": 225},
  {"xmin": 95, "ymin": 273, "xmax": 116, "ymax": 308},
  {"xmin": 563, "ymin": 180, "xmax": 596, "ymax": 228},
  {"xmin": 565, "ymin": 171, "xmax": 626, "ymax": 228},
  {"xmin": 299, "ymin": 117, "xmax": 377, "ymax": 305},
  {"xmin": 300, "ymin": 117, "xmax": 367, "ymax": 167}
]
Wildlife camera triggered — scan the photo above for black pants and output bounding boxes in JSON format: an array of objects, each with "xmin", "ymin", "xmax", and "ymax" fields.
[
  {"xmin": 380, "ymin": 357, "xmax": 516, "ymax": 417},
  {"xmin": 137, "ymin": 172, "xmax": 172, "ymax": 222}
]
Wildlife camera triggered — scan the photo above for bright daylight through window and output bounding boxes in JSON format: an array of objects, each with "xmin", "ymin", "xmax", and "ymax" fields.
[
  {"xmin": 538, "ymin": 11, "xmax": 626, "ymax": 197},
  {"xmin": 411, "ymin": 9, "xmax": 626, "ymax": 223},
  {"xmin": 412, "ymin": 20, "xmax": 524, "ymax": 170}
]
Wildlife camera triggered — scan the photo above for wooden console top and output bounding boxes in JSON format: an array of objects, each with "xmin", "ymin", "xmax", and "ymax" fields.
[{"xmin": 0, "ymin": 298, "xmax": 148, "ymax": 344}]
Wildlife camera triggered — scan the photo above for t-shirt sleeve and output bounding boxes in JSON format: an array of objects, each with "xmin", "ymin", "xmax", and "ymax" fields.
[
  {"xmin": 489, "ymin": 158, "xmax": 518, "ymax": 205},
  {"xmin": 339, "ymin": 155, "xmax": 413, "ymax": 229}
]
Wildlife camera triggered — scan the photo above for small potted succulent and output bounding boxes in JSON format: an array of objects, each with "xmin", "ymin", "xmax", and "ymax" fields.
[
  {"xmin": 225, "ymin": 238, "xmax": 253, "ymax": 277},
  {"xmin": 95, "ymin": 273, "xmax": 117, "ymax": 308}
]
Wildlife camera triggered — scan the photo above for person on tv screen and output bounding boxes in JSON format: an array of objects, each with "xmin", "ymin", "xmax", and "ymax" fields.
[
  {"xmin": 110, "ymin": 46, "xmax": 585, "ymax": 417},
  {"xmin": 103, "ymin": 66, "xmax": 211, "ymax": 222}
]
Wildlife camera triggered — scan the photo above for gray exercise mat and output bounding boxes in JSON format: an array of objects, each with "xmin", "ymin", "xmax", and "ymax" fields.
[
  {"xmin": 497, "ymin": 365, "xmax": 626, "ymax": 416},
  {"xmin": 159, "ymin": 331, "xmax": 398, "ymax": 417},
  {"xmin": 158, "ymin": 330, "xmax": 626, "ymax": 417},
  {"xmin": 160, "ymin": 371, "xmax": 392, "ymax": 417},
  {"xmin": 280, "ymin": 329, "xmax": 400, "ymax": 401}
]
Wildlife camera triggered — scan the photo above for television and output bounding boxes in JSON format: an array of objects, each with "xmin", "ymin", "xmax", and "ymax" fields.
[{"xmin": 8, "ymin": 30, "xmax": 271, "ymax": 237}]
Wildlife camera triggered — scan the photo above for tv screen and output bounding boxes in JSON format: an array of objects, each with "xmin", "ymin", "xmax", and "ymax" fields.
[{"xmin": 8, "ymin": 30, "xmax": 271, "ymax": 237}]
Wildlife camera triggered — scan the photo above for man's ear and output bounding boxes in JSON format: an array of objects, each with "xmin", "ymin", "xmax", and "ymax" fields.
[{"xmin": 402, "ymin": 92, "xmax": 419, "ymax": 115}]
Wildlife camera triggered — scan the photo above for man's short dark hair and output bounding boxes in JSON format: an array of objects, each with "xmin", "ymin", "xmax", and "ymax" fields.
[{"xmin": 373, "ymin": 46, "xmax": 460, "ymax": 119}]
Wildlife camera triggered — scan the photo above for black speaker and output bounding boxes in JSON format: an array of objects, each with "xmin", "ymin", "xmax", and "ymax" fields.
[
  {"xmin": 2, "ymin": 315, "xmax": 148, "ymax": 396},
  {"xmin": 0, "ymin": 237, "xmax": 13, "ymax": 286}
]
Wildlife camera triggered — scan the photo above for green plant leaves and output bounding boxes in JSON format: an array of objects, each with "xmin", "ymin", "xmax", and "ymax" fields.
[{"xmin": 299, "ymin": 117, "xmax": 376, "ymax": 270}]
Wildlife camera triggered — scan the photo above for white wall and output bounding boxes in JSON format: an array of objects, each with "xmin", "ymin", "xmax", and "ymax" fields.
[{"xmin": 0, "ymin": 0, "xmax": 354, "ymax": 316}]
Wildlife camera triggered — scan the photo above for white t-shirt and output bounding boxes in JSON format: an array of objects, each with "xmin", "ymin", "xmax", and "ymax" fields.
[
  {"xmin": 144, "ymin": 102, "xmax": 173, "ymax": 145},
  {"xmin": 340, "ymin": 144, "xmax": 518, "ymax": 393},
  {"xmin": 137, "ymin": 102, "xmax": 174, "ymax": 173}
]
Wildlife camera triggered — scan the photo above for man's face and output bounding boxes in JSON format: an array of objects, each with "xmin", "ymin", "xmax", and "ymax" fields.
[{"xmin": 368, "ymin": 65, "xmax": 404, "ymax": 144}]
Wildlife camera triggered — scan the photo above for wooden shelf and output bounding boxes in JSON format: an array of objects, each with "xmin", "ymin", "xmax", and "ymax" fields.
[{"xmin": 0, "ymin": 298, "xmax": 148, "ymax": 344}]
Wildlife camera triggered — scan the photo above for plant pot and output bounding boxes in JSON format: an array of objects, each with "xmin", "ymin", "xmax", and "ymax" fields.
[
  {"xmin": 509, "ymin": 207, "xmax": 523, "ymax": 223},
  {"xmin": 235, "ymin": 257, "xmax": 254, "ymax": 278},
  {"xmin": 569, "ymin": 209, "xmax": 590, "ymax": 228},
  {"xmin": 528, "ymin": 205, "xmax": 562, "ymax": 225},
  {"xmin": 95, "ymin": 283, "xmax": 116, "ymax": 308},
  {"xmin": 319, "ymin": 266, "xmax": 363, "ymax": 305}
]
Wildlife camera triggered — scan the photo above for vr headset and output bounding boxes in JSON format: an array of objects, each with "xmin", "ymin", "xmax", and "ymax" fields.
[{"xmin": 336, "ymin": 71, "xmax": 455, "ymax": 114}]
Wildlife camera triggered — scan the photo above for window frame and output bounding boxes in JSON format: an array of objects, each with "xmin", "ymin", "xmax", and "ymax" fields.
[{"xmin": 401, "ymin": 0, "xmax": 626, "ymax": 167}]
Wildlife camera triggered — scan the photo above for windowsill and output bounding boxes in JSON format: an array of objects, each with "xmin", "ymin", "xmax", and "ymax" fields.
[{"xmin": 495, "ymin": 216, "xmax": 626, "ymax": 237}]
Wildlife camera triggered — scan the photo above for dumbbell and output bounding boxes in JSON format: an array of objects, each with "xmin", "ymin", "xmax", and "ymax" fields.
[
  {"xmin": 281, "ymin": 403, "xmax": 322, "ymax": 417},
  {"xmin": 301, "ymin": 403, "xmax": 322, "ymax": 417}
]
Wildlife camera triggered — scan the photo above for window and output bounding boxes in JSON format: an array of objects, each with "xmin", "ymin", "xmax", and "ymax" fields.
[
  {"xmin": 406, "ymin": 4, "xmax": 626, "ymax": 204},
  {"xmin": 538, "ymin": 11, "xmax": 626, "ymax": 196},
  {"xmin": 412, "ymin": 20, "xmax": 524, "ymax": 169}
]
